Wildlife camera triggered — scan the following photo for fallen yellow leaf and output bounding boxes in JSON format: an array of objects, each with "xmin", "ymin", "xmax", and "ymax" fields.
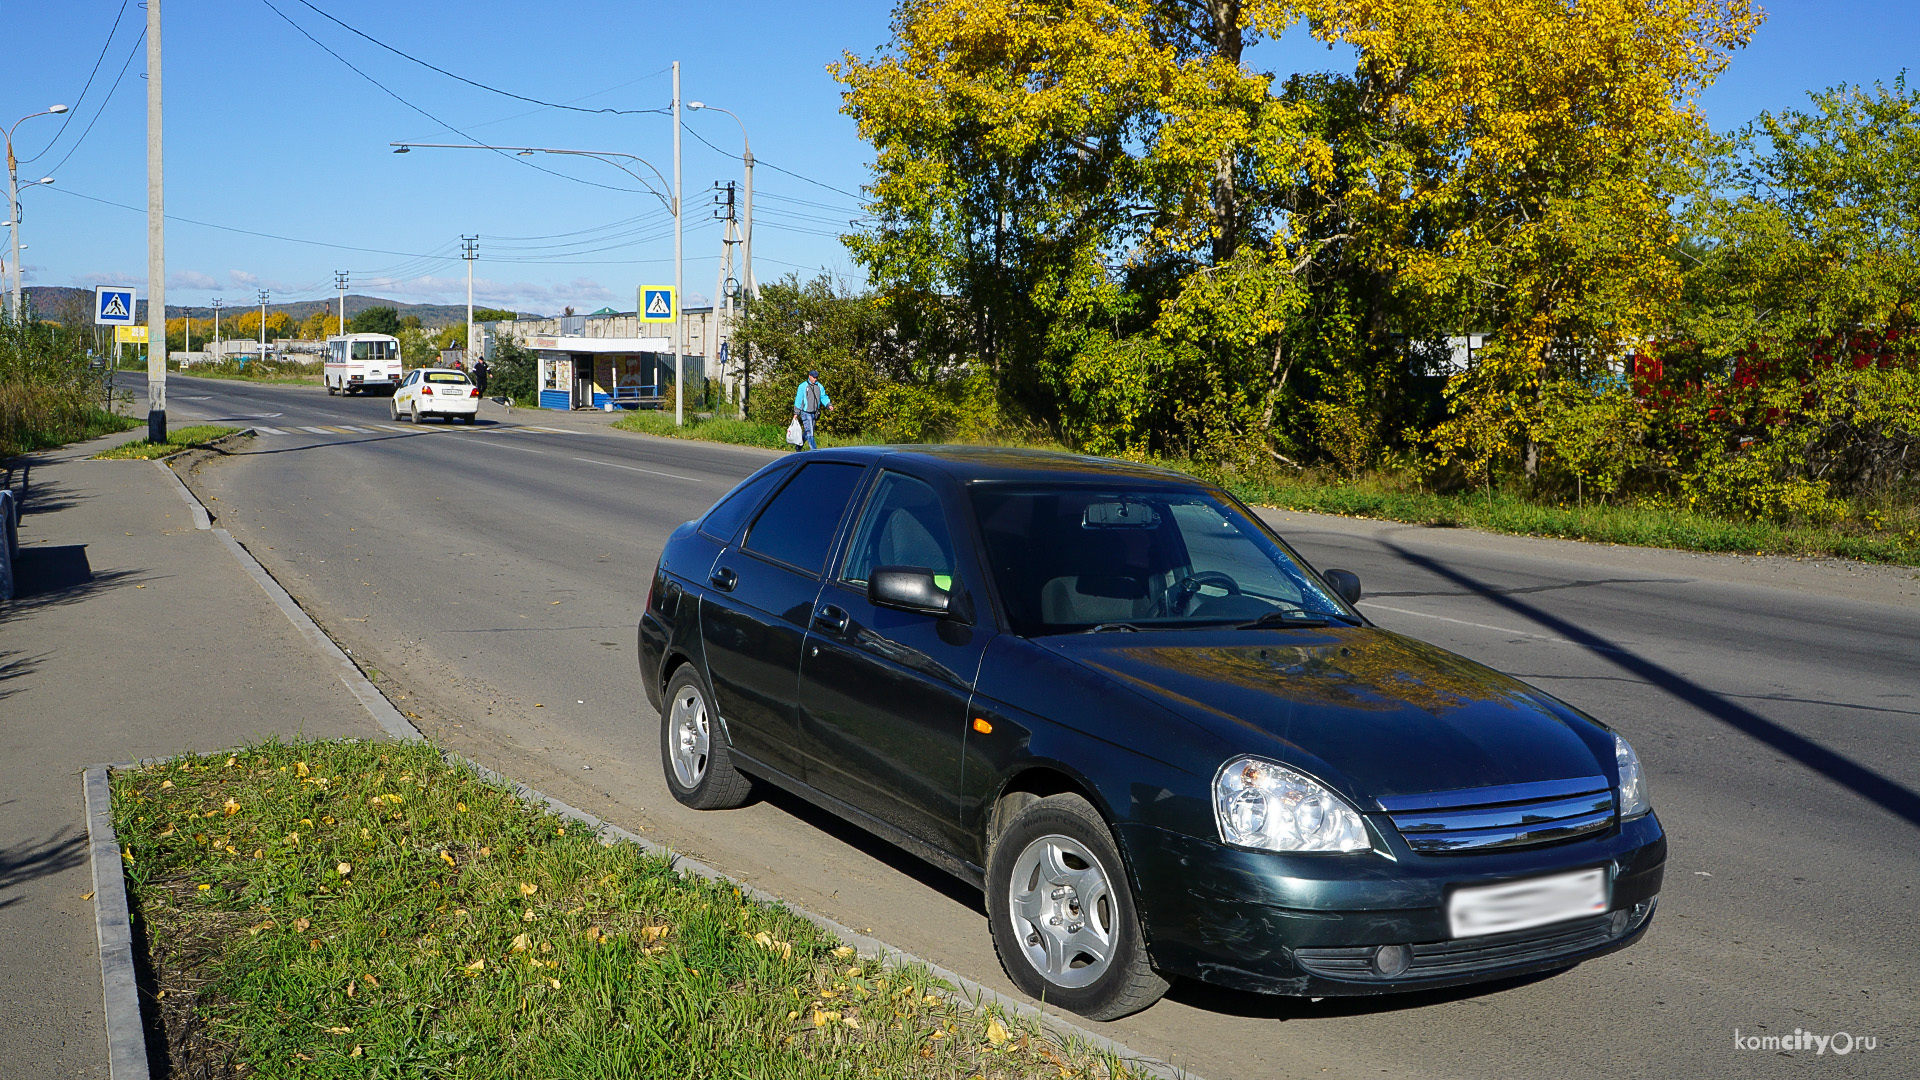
[
  {"xmin": 160, "ymin": 780, "xmax": 174, "ymax": 790},
  {"xmin": 455, "ymin": 802, "xmax": 467, "ymax": 813},
  {"xmin": 325, "ymin": 1026, "xmax": 351, "ymax": 1035},
  {"xmin": 293, "ymin": 917, "xmax": 310, "ymax": 932},
  {"xmin": 296, "ymin": 762, "xmax": 310, "ymax": 777},
  {"xmin": 439, "ymin": 851, "xmax": 456, "ymax": 867},
  {"xmin": 336, "ymin": 863, "xmax": 352, "ymax": 876},
  {"xmin": 510, "ymin": 933, "xmax": 531, "ymax": 953},
  {"xmin": 986, "ymin": 1017, "xmax": 1010, "ymax": 1045},
  {"xmin": 830, "ymin": 946, "xmax": 856, "ymax": 960},
  {"xmin": 640, "ymin": 924, "xmax": 671, "ymax": 942},
  {"xmin": 81, "ymin": 891, "xmax": 95, "ymax": 901},
  {"xmin": 350, "ymin": 1046, "xmax": 363, "ymax": 1058},
  {"xmin": 465, "ymin": 959, "xmax": 485, "ymax": 972},
  {"xmin": 519, "ymin": 882, "xmax": 538, "ymax": 896},
  {"xmin": 812, "ymin": 1010, "xmax": 830, "ymax": 1028},
  {"xmin": 548, "ymin": 977, "xmax": 561, "ymax": 989},
  {"xmin": 197, "ymin": 884, "xmax": 210, "ymax": 891},
  {"xmin": 223, "ymin": 798, "xmax": 241, "ymax": 816}
]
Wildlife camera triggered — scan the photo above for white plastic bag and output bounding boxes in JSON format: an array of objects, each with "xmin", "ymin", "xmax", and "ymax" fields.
[{"xmin": 786, "ymin": 417, "xmax": 804, "ymax": 446}]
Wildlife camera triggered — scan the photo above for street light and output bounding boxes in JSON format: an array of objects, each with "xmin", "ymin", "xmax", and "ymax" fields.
[
  {"xmin": 391, "ymin": 113, "xmax": 691, "ymax": 424},
  {"xmin": 686, "ymin": 100, "xmax": 755, "ymax": 417},
  {"xmin": 6, "ymin": 104, "xmax": 68, "ymax": 319}
]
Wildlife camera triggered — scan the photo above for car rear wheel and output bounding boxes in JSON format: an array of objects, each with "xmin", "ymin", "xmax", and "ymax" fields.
[
  {"xmin": 659, "ymin": 666, "xmax": 752, "ymax": 810},
  {"xmin": 410, "ymin": 401, "xmax": 421, "ymax": 423},
  {"xmin": 987, "ymin": 793, "xmax": 1168, "ymax": 1020}
]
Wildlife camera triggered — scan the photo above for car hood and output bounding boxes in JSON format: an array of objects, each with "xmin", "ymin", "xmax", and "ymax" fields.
[{"xmin": 1037, "ymin": 626, "xmax": 1610, "ymax": 806}]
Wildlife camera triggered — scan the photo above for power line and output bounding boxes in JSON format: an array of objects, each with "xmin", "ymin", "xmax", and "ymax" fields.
[
  {"xmin": 256, "ymin": 0, "xmax": 652, "ymax": 197},
  {"xmin": 43, "ymin": 26, "xmax": 146, "ymax": 178},
  {"xmin": 22, "ymin": 0, "xmax": 134, "ymax": 164},
  {"xmin": 44, "ymin": 185, "xmax": 451, "ymax": 258},
  {"xmin": 682, "ymin": 119, "xmax": 866, "ymax": 203},
  {"xmin": 290, "ymin": 0, "xmax": 669, "ymax": 116}
]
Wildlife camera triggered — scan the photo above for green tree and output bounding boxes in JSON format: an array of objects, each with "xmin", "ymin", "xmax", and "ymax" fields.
[{"xmin": 350, "ymin": 306, "xmax": 402, "ymax": 335}]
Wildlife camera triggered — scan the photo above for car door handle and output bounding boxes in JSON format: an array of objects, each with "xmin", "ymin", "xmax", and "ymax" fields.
[
  {"xmin": 709, "ymin": 566, "xmax": 738, "ymax": 592},
  {"xmin": 813, "ymin": 604, "xmax": 850, "ymax": 633}
]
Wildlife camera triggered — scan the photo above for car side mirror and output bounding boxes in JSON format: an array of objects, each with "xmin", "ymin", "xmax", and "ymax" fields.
[
  {"xmin": 1323, "ymin": 569, "xmax": 1362, "ymax": 606},
  {"xmin": 869, "ymin": 565, "xmax": 952, "ymax": 617}
]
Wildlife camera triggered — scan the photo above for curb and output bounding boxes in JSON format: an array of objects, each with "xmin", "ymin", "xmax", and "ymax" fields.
[
  {"xmin": 83, "ymin": 766, "xmax": 151, "ymax": 1080},
  {"xmin": 121, "ymin": 447, "xmax": 1204, "ymax": 1080},
  {"xmin": 152, "ymin": 460, "xmax": 211, "ymax": 530}
]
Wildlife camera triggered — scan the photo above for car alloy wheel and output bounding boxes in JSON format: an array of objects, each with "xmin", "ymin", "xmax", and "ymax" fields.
[
  {"xmin": 986, "ymin": 793, "xmax": 1168, "ymax": 1019},
  {"xmin": 658, "ymin": 667, "xmax": 753, "ymax": 810},
  {"xmin": 410, "ymin": 401, "xmax": 421, "ymax": 423}
]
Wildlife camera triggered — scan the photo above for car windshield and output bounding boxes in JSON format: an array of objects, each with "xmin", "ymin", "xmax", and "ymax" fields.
[
  {"xmin": 971, "ymin": 485, "xmax": 1351, "ymax": 635},
  {"xmin": 425, "ymin": 371, "xmax": 470, "ymax": 384}
]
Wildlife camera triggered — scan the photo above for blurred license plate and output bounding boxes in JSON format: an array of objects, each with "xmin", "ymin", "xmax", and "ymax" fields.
[{"xmin": 1448, "ymin": 868, "xmax": 1607, "ymax": 938}]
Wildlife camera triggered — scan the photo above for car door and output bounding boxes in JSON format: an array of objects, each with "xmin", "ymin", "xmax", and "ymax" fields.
[
  {"xmin": 700, "ymin": 460, "xmax": 868, "ymax": 781},
  {"xmin": 396, "ymin": 369, "xmax": 418, "ymax": 409},
  {"xmin": 795, "ymin": 468, "xmax": 994, "ymax": 857}
]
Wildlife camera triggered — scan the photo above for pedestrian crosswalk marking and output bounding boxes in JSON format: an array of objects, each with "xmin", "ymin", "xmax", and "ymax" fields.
[
  {"xmin": 254, "ymin": 426, "xmax": 287, "ymax": 435},
  {"xmin": 299, "ymin": 426, "xmax": 333, "ymax": 434},
  {"xmin": 379, "ymin": 424, "xmax": 412, "ymax": 432},
  {"xmin": 315, "ymin": 426, "xmax": 353, "ymax": 434},
  {"xmin": 338, "ymin": 425, "xmax": 375, "ymax": 433}
]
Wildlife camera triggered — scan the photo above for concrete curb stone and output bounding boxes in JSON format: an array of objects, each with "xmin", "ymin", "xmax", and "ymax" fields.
[{"xmin": 82, "ymin": 766, "xmax": 150, "ymax": 1080}]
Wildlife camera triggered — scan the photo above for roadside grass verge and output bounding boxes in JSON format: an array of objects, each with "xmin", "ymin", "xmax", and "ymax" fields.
[
  {"xmin": 1, "ymin": 398, "xmax": 138, "ymax": 459},
  {"xmin": 598, "ymin": 415, "xmax": 1920, "ymax": 566},
  {"xmin": 611, "ymin": 409, "xmax": 879, "ymax": 452},
  {"xmin": 1214, "ymin": 474, "xmax": 1920, "ymax": 566},
  {"xmin": 92, "ymin": 425, "xmax": 244, "ymax": 460},
  {"xmin": 113, "ymin": 739, "xmax": 1144, "ymax": 1079}
]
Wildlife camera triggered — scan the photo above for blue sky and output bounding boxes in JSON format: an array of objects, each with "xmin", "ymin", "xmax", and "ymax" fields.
[{"xmin": 5, "ymin": 0, "xmax": 1916, "ymax": 316}]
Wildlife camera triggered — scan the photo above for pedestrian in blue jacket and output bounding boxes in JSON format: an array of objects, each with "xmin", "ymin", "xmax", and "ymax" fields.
[{"xmin": 792, "ymin": 370, "xmax": 832, "ymax": 451}]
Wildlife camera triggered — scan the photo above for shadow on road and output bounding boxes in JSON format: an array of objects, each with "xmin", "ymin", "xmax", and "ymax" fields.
[
  {"xmin": 1385, "ymin": 541, "xmax": 1920, "ymax": 830},
  {"xmin": 751, "ymin": 781, "xmax": 989, "ymax": 917},
  {"xmin": 0, "ymin": 827, "xmax": 90, "ymax": 911},
  {"xmin": 1166, "ymin": 967, "xmax": 1563, "ymax": 1019},
  {"xmin": 0, "ymin": 544, "xmax": 150, "ymax": 622}
]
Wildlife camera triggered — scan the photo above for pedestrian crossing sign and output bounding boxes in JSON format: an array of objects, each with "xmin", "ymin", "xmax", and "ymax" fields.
[
  {"xmin": 640, "ymin": 286, "xmax": 676, "ymax": 323},
  {"xmin": 95, "ymin": 286, "xmax": 137, "ymax": 326}
]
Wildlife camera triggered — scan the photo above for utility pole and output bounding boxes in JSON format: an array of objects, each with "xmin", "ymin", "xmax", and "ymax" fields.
[
  {"xmin": 685, "ymin": 99, "xmax": 754, "ymax": 416},
  {"xmin": 212, "ymin": 297, "xmax": 221, "ymax": 358},
  {"xmin": 711, "ymin": 181, "xmax": 739, "ymax": 407},
  {"xmin": 672, "ymin": 61, "xmax": 684, "ymax": 427},
  {"xmin": 145, "ymin": 0, "xmax": 166, "ymax": 442},
  {"xmin": 334, "ymin": 270, "xmax": 348, "ymax": 335},
  {"xmin": 258, "ymin": 289, "xmax": 269, "ymax": 367},
  {"xmin": 461, "ymin": 236, "xmax": 477, "ymax": 366}
]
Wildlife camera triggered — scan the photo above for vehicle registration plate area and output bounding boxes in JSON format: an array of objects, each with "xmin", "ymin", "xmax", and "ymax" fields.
[{"xmin": 1448, "ymin": 867, "xmax": 1608, "ymax": 938}]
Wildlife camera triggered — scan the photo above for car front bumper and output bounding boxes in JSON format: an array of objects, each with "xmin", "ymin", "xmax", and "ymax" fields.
[{"xmin": 1116, "ymin": 811, "xmax": 1665, "ymax": 996}]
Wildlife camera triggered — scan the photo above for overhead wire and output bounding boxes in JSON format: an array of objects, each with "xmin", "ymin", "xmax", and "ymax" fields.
[
  {"xmin": 682, "ymin": 120, "xmax": 868, "ymax": 203},
  {"xmin": 257, "ymin": 0, "xmax": 654, "ymax": 197},
  {"xmin": 42, "ymin": 27, "xmax": 146, "ymax": 179},
  {"xmin": 21, "ymin": 0, "xmax": 133, "ymax": 164},
  {"xmin": 290, "ymin": 0, "xmax": 669, "ymax": 116}
]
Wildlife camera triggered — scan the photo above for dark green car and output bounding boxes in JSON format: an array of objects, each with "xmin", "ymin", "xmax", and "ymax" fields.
[{"xmin": 640, "ymin": 447, "xmax": 1664, "ymax": 1020}]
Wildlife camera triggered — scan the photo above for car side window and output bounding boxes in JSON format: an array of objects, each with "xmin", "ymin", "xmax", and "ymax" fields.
[
  {"xmin": 742, "ymin": 462, "xmax": 866, "ymax": 575},
  {"xmin": 699, "ymin": 465, "xmax": 790, "ymax": 543},
  {"xmin": 841, "ymin": 472, "xmax": 956, "ymax": 588}
]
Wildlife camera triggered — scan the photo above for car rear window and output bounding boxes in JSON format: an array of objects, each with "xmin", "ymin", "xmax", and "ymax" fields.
[
  {"xmin": 743, "ymin": 462, "xmax": 866, "ymax": 575},
  {"xmin": 699, "ymin": 465, "xmax": 790, "ymax": 543},
  {"xmin": 425, "ymin": 372, "xmax": 470, "ymax": 384}
]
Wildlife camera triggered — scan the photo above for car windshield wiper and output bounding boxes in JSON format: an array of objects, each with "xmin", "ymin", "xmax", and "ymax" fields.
[
  {"xmin": 1236, "ymin": 610, "xmax": 1362, "ymax": 630},
  {"xmin": 1086, "ymin": 622, "xmax": 1143, "ymax": 633}
]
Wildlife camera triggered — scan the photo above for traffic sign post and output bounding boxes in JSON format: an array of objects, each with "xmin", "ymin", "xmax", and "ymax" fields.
[
  {"xmin": 639, "ymin": 286, "xmax": 676, "ymax": 323},
  {"xmin": 95, "ymin": 286, "xmax": 137, "ymax": 326}
]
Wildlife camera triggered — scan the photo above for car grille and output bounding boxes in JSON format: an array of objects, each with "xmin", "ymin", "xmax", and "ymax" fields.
[
  {"xmin": 1293, "ymin": 912, "xmax": 1621, "ymax": 981},
  {"xmin": 1377, "ymin": 775, "xmax": 1615, "ymax": 854}
]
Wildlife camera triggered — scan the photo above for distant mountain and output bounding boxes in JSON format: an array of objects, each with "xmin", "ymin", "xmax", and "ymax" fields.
[{"xmin": 22, "ymin": 286, "xmax": 544, "ymax": 326}]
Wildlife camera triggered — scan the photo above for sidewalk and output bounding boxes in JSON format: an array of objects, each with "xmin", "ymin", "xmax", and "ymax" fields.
[{"xmin": 0, "ymin": 430, "xmax": 386, "ymax": 1077}]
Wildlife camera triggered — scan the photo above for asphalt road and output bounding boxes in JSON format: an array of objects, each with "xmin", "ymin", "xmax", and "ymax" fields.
[{"xmin": 136, "ymin": 373, "xmax": 1917, "ymax": 1078}]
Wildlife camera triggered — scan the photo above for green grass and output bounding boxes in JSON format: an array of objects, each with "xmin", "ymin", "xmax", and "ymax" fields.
[
  {"xmin": 91, "ymin": 424, "xmax": 244, "ymax": 460},
  {"xmin": 113, "ymin": 739, "xmax": 1141, "ymax": 1080},
  {"xmin": 1217, "ymin": 475, "xmax": 1920, "ymax": 566},
  {"xmin": 1, "ymin": 403, "xmax": 139, "ymax": 459},
  {"xmin": 611, "ymin": 409, "xmax": 880, "ymax": 451}
]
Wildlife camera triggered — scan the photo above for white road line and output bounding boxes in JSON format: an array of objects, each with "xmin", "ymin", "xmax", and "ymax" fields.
[
  {"xmin": 1359, "ymin": 602, "xmax": 1629, "ymax": 655},
  {"xmin": 298, "ymin": 426, "xmax": 333, "ymax": 435},
  {"xmin": 254, "ymin": 426, "xmax": 287, "ymax": 435},
  {"xmin": 378, "ymin": 424, "xmax": 412, "ymax": 432},
  {"xmin": 568, "ymin": 456, "xmax": 701, "ymax": 482},
  {"xmin": 525, "ymin": 426, "xmax": 576, "ymax": 434},
  {"xmin": 338, "ymin": 425, "xmax": 375, "ymax": 433}
]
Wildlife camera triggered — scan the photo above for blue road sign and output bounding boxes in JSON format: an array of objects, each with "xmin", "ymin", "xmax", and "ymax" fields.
[
  {"xmin": 95, "ymin": 286, "xmax": 137, "ymax": 326},
  {"xmin": 640, "ymin": 286, "xmax": 676, "ymax": 323}
]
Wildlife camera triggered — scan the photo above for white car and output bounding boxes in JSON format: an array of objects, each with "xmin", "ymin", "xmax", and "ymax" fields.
[{"xmin": 391, "ymin": 368, "xmax": 480, "ymax": 424}]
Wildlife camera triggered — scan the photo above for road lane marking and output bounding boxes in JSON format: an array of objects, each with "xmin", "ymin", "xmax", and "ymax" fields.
[
  {"xmin": 254, "ymin": 426, "xmax": 287, "ymax": 435},
  {"xmin": 1360, "ymin": 602, "xmax": 1629, "ymax": 655},
  {"xmin": 567, "ymin": 456, "xmax": 700, "ymax": 482},
  {"xmin": 377, "ymin": 424, "xmax": 412, "ymax": 432},
  {"xmin": 315, "ymin": 426, "xmax": 353, "ymax": 434},
  {"xmin": 298, "ymin": 426, "xmax": 333, "ymax": 434},
  {"xmin": 338, "ymin": 425, "xmax": 375, "ymax": 433}
]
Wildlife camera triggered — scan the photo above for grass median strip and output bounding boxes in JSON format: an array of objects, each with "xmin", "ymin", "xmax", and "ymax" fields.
[
  {"xmin": 92, "ymin": 424, "xmax": 243, "ymax": 460},
  {"xmin": 113, "ymin": 739, "xmax": 1145, "ymax": 1079}
]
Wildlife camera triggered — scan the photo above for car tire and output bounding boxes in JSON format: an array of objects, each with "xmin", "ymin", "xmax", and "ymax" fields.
[
  {"xmin": 659, "ymin": 666, "xmax": 753, "ymax": 811},
  {"xmin": 986, "ymin": 793, "xmax": 1168, "ymax": 1020},
  {"xmin": 327, "ymin": 384, "xmax": 338, "ymax": 396},
  {"xmin": 410, "ymin": 402, "xmax": 421, "ymax": 423},
  {"xmin": 389, "ymin": 400, "xmax": 400, "ymax": 421}
]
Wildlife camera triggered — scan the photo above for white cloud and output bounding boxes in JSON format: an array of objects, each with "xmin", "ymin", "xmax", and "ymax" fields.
[
  {"xmin": 227, "ymin": 270, "xmax": 259, "ymax": 288},
  {"xmin": 353, "ymin": 273, "xmax": 616, "ymax": 314},
  {"xmin": 170, "ymin": 270, "xmax": 218, "ymax": 290},
  {"xmin": 73, "ymin": 270, "xmax": 143, "ymax": 288}
]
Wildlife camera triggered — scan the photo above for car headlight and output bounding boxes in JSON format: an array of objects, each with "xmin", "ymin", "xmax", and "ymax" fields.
[
  {"xmin": 1213, "ymin": 757, "xmax": 1371, "ymax": 852},
  {"xmin": 1615, "ymin": 734, "xmax": 1651, "ymax": 818}
]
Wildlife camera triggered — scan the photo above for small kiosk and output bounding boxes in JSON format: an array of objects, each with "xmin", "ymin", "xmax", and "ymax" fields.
[{"xmin": 529, "ymin": 335, "xmax": 705, "ymax": 410}]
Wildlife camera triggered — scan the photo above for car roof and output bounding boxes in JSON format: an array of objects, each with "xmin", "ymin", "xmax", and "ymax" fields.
[
  {"xmin": 815, "ymin": 445, "xmax": 1207, "ymax": 489},
  {"xmin": 416, "ymin": 367, "xmax": 469, "ymax": 374}
]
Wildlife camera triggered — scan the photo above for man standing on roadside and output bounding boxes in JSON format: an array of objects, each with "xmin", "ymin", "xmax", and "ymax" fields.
[
  {"xmin": 472, "ymin": 356, "xmax": 490, "ymax": 398},
  {"xmin": 792, "ymin": 369, "xmax": 831, "ymax": 451}
]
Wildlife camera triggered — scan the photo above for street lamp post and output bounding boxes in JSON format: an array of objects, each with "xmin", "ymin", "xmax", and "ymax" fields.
[
  {"xmin": 390, "ymin": 133, "xmax": 684, "ymax": 422},
  {"xmin": 686, "ymin": 100, "xmax": 754, "ymax": 417},
  {"xmin": 5, "ymin": 104, "xmax": 67, "ymax": 319}
]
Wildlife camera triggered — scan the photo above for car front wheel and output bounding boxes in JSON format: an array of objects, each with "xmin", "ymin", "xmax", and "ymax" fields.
[
  {"xmin": 987, "ymin": 793, "xmax": 1168, "ymax": 1020},
  {"xmin": 659, "ymin": 666, "xmax": 752, "ymax": 810}
]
